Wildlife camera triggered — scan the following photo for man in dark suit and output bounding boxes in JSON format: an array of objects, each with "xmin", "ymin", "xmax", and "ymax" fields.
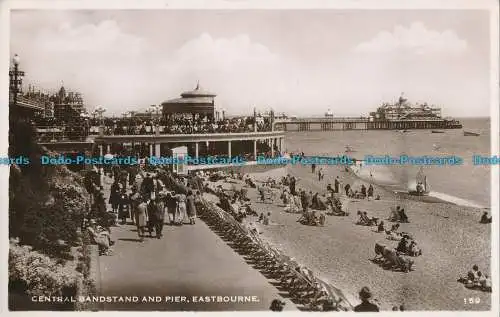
[
  {"xmin": 354, "ymin": 287, "xmax": 379, "ymax": 312},
  {"xmin": 334, "ymin": 176, "xmax": 340, "ymax": 193},
  {"xmin": 147, "ymin": 196, "xmax": 164, "ymax": 238}
]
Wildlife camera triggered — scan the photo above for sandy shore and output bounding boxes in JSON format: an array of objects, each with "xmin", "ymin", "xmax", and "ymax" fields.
[{"xmin": 207, "ymin": 163, "xmax": 491, "ymax": 311}]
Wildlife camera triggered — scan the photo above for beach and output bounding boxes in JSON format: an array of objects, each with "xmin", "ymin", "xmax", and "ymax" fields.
[{"xmin": 208, "ymin": 162, "xmax": 491, "ymax": 310}]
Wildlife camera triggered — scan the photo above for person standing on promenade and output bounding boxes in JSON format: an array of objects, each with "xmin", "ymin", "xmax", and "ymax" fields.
[
  {"xmin": 141, "ymin": 173, "xmax": 154, "ymax": 197},
  {"xmin": 129, "ymin": 185, "xmax": 140, "ymax": 226},
  {"xmin": 117, "ymin": 185, "xmax": 130, "ymax": 225},
  {"xmin": 354, "ymin": 287, "xmax": 379, "ymax": 312},
  {"xmin": 186, "ymin": 190, "xmax": 197, "ymax": 225},
  {"xmin": 135, "ymin": 196, "xmax": 148, "ymax": 242},
  {"xmin": 166, "ymin": 192, "xmax": 177, "ymax": 225},
  {"xmin": 146, "ymin": 196, "xmax": 160, "ymax": 237},
  {"xmin": 154, "ymin": 193, "xmax": 166, "ymax": 238},
  {"xmin": 176, "ymin": 191, "xmax": 187, "ymax": 225},
  {"xmin": 312, "ymin": 163, "xmax": 316, "ymax": 174},
  {"xmin": 109, "ymin": 179, "xmax": 120, "ymax": 213}
]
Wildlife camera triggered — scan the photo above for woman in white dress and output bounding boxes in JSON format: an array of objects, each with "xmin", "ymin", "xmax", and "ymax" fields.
[{"xmin": 176, "ymin": 192, "xmax": 187, "ymax": 225}]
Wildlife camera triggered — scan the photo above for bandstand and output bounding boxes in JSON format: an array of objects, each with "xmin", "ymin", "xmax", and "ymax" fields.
[{"xmin": 93, "ymin": 84, "xmax": 286, "ymax": 166}]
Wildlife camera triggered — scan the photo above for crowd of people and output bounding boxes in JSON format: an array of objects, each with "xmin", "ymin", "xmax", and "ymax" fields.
[
  {"xmin": 458, "ymin": 264, "xmax": 492, "ymax": 292},
  {"xmin": 91, "ymin": 115, "xmax": 275, "ymax": 136},
  {"xmin": 83, "ymin": 165, "xmax": 205, "ymax": 254},
  {"xmin": 81, "ymin": 150, "xmax": 491, "ymax": 311}
]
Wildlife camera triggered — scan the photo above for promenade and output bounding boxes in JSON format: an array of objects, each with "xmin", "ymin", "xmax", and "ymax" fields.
[{"xmin": 97, "ymin": 177, "xmax": 295, "ymax": 311}]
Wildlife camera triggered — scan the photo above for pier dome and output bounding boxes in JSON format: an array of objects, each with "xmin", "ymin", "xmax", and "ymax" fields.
[{"xmin": 161, "ymin": 81, "xmax": 216, "ymax": 115}]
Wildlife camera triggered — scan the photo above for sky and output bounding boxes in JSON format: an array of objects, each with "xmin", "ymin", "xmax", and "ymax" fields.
[{"xmin": 10, "ymin": 9, "xmax": 492, "ymax": 117}]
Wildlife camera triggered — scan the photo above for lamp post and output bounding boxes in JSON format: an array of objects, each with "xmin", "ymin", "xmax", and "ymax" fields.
[
  {"xmin": 150, "ymin": 104, "xmax": 162, "ymax": 125},
  {"xmin": 9, "ymin": 54, "xmax": 24, "ymax": 118},
  {"xmin": 94, "ymin": 106, "xmax": 106, "ymax": 136},
  {"xmin": 95, "ymin": 106, "xmax": 105, "ymax": 126}
]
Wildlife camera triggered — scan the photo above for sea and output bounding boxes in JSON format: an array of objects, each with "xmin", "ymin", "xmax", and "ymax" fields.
[{"xmin": 285, "ymin": 118, "xmax": 491, "ymax": 208}]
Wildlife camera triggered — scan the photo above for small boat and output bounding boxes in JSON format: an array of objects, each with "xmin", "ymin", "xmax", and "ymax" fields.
[
  {"xmin": 408, "ymin": 167, "xmax": 429, "ymax": 196},
  {"xmin": 432, "ymin": 144, "xmax": 441, "ymax": 151},
  {"xmin": 345, "ymin": 145, "xmax": 356, "ymax": 153},
  {"xmin": 464, "ymin": 131, "xmax": 480, "ymax": 136},
  {"xmin": 431, "ymin": 130, "xmax": 445, "ymax": 133}
]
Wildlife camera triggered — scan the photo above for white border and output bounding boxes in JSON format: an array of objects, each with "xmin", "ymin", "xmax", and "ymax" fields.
[{"xmin": 0, "ymin": 1, "xmax": 498, "ymax": 317}]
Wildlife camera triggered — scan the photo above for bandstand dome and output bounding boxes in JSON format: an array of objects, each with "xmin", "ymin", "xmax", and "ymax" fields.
[{"xmin": 162, "ymin": 82, "xmax": 216, "ymax": 115}]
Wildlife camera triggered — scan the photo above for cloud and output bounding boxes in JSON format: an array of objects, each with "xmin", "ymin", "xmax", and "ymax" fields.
[
  {"xmin": 354, "ymin": 22, "xmax": 467, "ymax": 54},
  {"xmin": 10, "ymin": 14, "xmax": 488, "ymax": 117},
  {"xmin": 164, "ymin": 33, "xmax": 279, "ymax": 74},
  {"xmin": 34, "ymin": 20, "xmax": 147, "ymax": 57}
]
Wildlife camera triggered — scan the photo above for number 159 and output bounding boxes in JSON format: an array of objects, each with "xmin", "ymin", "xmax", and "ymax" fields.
[{"xmin": 464, "ymin": 297, "xmax": 480, "ymax": 304}]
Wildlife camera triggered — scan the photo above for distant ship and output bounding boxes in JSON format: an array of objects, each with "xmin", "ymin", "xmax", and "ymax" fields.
[
  {"xmin": 431, "ymin": 130, "xmax": 445, "ymax": 133},
  {"xmin": 464, "ymin": 130, "xmax": 480, "ymax": 136},
  {"xmin": 345, "ymin": 145, "xmax": 356, "ymax": 153}
]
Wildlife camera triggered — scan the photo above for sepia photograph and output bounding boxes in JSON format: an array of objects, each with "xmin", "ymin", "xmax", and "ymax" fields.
[{"xmin": 3, "ymin": 0, "xmax": 499, "ymax": 314}]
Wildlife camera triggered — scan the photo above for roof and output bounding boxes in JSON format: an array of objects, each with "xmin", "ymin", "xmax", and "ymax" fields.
[
  {"xmin": 180, "ymin": 82, "xmax": 216, "ymax": 98},
  {"xmin": 162, "ymin": 96, "xmax": 214, "ymax": 104}
]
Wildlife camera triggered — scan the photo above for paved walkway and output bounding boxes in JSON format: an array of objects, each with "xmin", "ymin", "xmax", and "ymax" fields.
[{"xmin": 97, "ymin": 176, "xmax": 295, "ymax": 311}]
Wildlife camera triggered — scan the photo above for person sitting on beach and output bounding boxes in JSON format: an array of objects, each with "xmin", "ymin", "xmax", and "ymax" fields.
[
  {"xmin": 398, "ymin": 208, "xmax": 409, "ymax": 223},
  {"xmin": 354, "ymin": 287, "xmax": 379, "ymax": 312},
  {"xmin": 293, "ymin": 194, "xmax": 302, "ymax": 213},
  {"xmin": 281, "ymin": 188, "xmax": 290, "ymax": 205},
  {"xmin": 357, "ymin": 211, "xmax": 375, "ymax": 225},
  {"xmin": 231, "ymin": 197, "xmax": 241, "ymax": 216},
  {"xmin": 480, "ymin": 211, "xmax": 492, "ymax": 224},
  {"xmin": 344, "ymin": 184, "xmax": 351, "ymax": 196},
  {"xmin": 262, "ymin": 212, "xmax": 271, "ymax": 225},
  {"xmin": 363, "ymin": 211, "xmax": 377, "ymax": 225},
  {"xmin": 390, "ymin": 223, "xmax": 400, "ymax": 232},
  {"xmin": 300, "ymin": 190, "xmax": 309, "ymax": 213},
  {"xmin": 375, "ymin": 194, "xmax": 381, "ymax": 200},
  {"xmin": 349, "ymin": 188, "xmax": 356, "ymax": 198},
  {"xmin": 360, "ymin": 184, "xmax": 367, "ymax": 198},
  {"xmin": 326, "ymin": 183, "xmax": 333, "ymax": 193},
  {"xmin": 396, "ymin": 236, "xmax": 409, "ymax": 254},
  {"xmin": 284, "ymin": 194, "xmax": 297, "ymax": 213},
  {"xmin": 459, "ymin": 264, "xmax": 482, "ymax": 287},
  {"xmin": 311, "ymin": 192, "xmax": 319, "ymax": 209},
  {"xmin": 471, "ymin": 265, "xmax": 481, "ymax": 281},
  {"xmin": 258, "ymin": 185, "xmax": 266, "ymax": 202},
  {"xmin": 367, "ymin": 184, "xmax": 374, "ymax": 200},
  {"xmin": 317, "ymin": 194, "xmax": 328, "ymax": 210},
  {"xmin": 389, "ymin": 206, "xmax": 401, "ymax": 222},
  {"xmin": 377, "ymin": 221, "xmax": 385, "ymax": 233},
  {"xmin": 481, "ymin": 274, "xmax": 492, "ymax": 292},
  {"xmin": 408, "ymin": 241, "xmax": 422, "ymax": 256}
]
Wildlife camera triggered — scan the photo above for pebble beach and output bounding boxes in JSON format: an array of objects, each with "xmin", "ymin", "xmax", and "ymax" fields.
[{"xmin": 207, "ymin": 163, "xmax": 492, "ymax": 311}]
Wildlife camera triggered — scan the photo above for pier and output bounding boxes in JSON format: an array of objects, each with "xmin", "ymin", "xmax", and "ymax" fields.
[{"xmin": 274, "ymin": 117, "xmax": 462, "ymax": 131}]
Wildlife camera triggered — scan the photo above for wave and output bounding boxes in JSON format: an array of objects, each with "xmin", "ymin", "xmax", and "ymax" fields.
[
  {"xmin": 427, "ymin": 191, "xmax": 486, "ymax": 209},
  {"xmin": 349, "ymin": 165, "xmax": 486, "ymax": 209}
]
